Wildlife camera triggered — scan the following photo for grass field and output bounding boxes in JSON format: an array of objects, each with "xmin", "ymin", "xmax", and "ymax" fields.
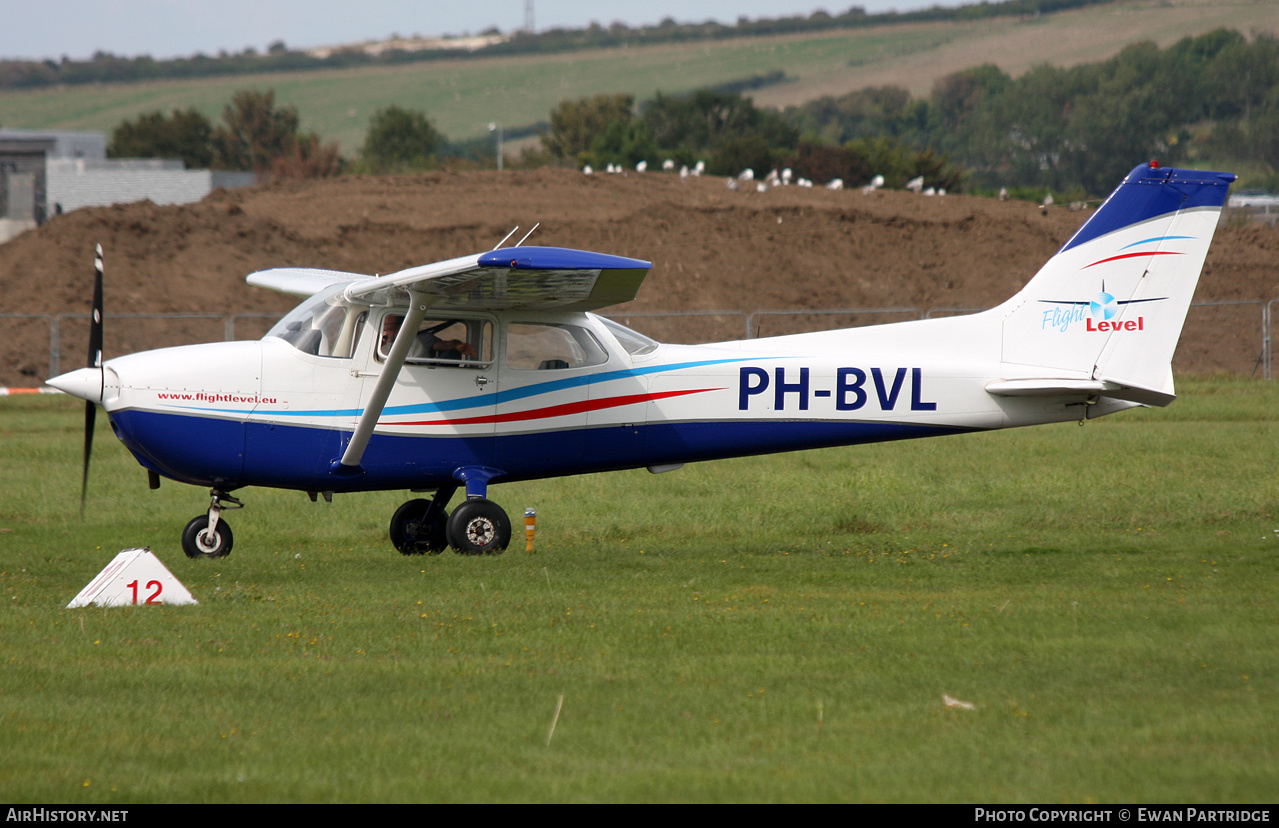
[
  {"xmin": 1, "ymin": 378, "xmax": 1276, "ymax": 802},
  {"xmin": 2, "ymin": 1, "xmax": 1276, "ymax": 150}
]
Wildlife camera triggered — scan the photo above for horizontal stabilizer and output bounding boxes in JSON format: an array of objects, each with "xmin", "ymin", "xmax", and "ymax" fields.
[{"xmin": 985, "ymin": 377, "xmax": 1174, "ymax": 407}]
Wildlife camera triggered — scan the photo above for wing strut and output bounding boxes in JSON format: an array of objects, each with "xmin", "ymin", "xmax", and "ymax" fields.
[{"xmin": 337, "ymin": 291, "xmax": 431, "ymax": 472}]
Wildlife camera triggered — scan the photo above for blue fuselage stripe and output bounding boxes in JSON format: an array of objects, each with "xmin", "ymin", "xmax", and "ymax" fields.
[
  {"xmin": 109, "ymin": 409, "xmax": 971, "ymax": 492},
  {"xmin": 168, "ymin": 356, "xmax": 762, "ymax": 418}
]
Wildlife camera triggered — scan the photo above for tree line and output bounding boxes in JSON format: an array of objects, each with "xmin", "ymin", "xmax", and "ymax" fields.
[
  {"xmin": 0, "ymin": 0, "xmax": 1115, "ymax": 91},
  {"xmin": 107, "ymin": 85, "xmax": 958, "ymax": 191},
  {"xmin": 106, "ymin": 28, "xmax": 1279, "ymax": 197},
  {"xmin": 787, "ymin": 28, "xmax": 1279, "ymax": 195},
  {"xmin": 108, "ymin": 90, "xmax": 342, "ymax": 177},
  {"xmin": 106, "ymin": 91, "xmax": 480, "ymax": 177}
]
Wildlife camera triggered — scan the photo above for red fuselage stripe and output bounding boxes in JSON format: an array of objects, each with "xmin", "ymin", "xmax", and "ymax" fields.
[{"xmin": 395, "ymin": 387, "xmax": 721, "ymax": 426}]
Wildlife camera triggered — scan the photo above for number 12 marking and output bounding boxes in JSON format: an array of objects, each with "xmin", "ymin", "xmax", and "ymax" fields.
[{"xmin": 127, "ymin": 579, "xmax": 162, "ymax": 605}]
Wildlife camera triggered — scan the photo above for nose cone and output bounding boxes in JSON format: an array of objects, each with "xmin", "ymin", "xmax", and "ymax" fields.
[{"xmin": 46, "ymin": 367, "xmax": 103, "ymax": 404}]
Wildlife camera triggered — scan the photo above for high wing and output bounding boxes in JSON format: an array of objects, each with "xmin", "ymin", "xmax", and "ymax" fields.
[
  {"xmin": 246, "ymin": 267, "xmax": 373, "ymax": 297},
  {"xmin": 341, "ymin": 246, "xmax": 651, "ymax": 311},
  {"xmin": 261, "ymin": 246, "xmax": 651, "ymax": 473}
]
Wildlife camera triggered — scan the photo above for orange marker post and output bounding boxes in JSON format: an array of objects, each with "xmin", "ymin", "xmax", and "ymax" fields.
[{"xmin": 524, "ymin": 508, "xmax": 537, "ymax": 553}]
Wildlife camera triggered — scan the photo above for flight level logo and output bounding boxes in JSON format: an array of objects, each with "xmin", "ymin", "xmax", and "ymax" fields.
[
  {"xmin": 1039, "ymin": 235, "xmax": 1192, "ymax": 332},
  {"xmin": 1090, "ymin": 291, "xmax": 1119, "ymax": 321},
  {"xmin": 1040, "ymin": 283, "xmax": 1167, "ymax": 333}
]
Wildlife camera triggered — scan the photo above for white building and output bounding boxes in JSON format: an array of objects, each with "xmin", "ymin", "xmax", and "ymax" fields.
[{"xmin": 0, "ymin": 129, "xmax": 254, "ymax": 243}]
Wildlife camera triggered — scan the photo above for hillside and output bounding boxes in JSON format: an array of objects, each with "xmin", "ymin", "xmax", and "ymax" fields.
[
  {"xmin": 1, "ymin": 0, "xmax": 1276, "ymax": 150},
  {"xmin": 1, "ymin": 168, "xmax": 1275, "ymax": 388}
]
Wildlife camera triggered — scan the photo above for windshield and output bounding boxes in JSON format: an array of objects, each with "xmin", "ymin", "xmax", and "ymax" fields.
[{"xmin": 265, "ymin": 285, "xmax": 366, "ymax": 358}]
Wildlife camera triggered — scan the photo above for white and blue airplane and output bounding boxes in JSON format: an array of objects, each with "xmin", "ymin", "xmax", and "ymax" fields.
[{"xmin": 48, "ymin": 162, "xmax": 1235, "ymax": 558}]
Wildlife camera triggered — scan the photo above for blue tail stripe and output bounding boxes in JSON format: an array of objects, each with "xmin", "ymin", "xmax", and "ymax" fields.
[{"xmin": 1060, "ymin": 165, "xmax": 1236, "ymax": 254}]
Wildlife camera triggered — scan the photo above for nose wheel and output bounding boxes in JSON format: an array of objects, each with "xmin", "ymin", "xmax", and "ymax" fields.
[
  {"xmin": 182, "ymin": 489, "xmax": 241, "ymax": 559},
  {"xmin": 182, "ymin": 515, "xmax": 233, "ymax": 558}
]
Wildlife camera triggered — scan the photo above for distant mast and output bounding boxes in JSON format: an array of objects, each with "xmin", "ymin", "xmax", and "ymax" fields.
[{"xmin": 525, "ymin": 0, "xmax": 535, "ymax": 34}]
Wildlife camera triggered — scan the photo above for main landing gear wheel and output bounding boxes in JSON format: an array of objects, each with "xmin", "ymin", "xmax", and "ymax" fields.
[
  {"xmin": 447, "ymin": 499, "xmax": 511, "ymax": 555},
  {"xmin": 389, "ymin": 498, "xmax": 449, "ymax": 555},
  {"xmin": 182, "ymin": 515, "xmax": 233, "ymax": 559}
]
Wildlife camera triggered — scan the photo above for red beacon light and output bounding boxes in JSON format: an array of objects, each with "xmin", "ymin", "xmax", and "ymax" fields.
[{"xmin": 1150, "ymin": 159, "xmax": 1160, "ymax": 169}]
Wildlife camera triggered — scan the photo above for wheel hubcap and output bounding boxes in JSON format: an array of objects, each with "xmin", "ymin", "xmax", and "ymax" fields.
[{"xmin": 465, "ymin": 517, "xmax": 496, "ymax": 547}]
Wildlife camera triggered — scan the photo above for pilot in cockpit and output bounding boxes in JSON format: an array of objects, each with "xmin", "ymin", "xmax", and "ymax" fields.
[{"xmin": 380, "ymin": 315, "xmax": 478, "ymax": 361}]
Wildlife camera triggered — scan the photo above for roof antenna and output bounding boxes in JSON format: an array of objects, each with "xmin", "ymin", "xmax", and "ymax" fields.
[
  {"xmin": 493, "ymin": 226, "xmax": 520, "ymax": 250},
  {"xmin": 514, "ymin": 222, "xmax": 540, "ymax": 247}
]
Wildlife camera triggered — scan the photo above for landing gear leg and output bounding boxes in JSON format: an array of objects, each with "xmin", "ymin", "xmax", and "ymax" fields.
[
  {"xmin": 390, "ymin": 486, "xmax": 455, "ymax": 555},
  {"xmin": 182, "ymin": 489, "xmax": 243, "ymax": 559}
]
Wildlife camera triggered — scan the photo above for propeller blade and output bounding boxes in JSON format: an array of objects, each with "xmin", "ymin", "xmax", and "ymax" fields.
[
  {"xmin": 80, "ymin": 244, "xmax": 104, "ymax": 516},
  {"xmin": 80, "ymin": 400, "xmax": 95, "ymax": 516},
  {"xmin": 88, "ymin": 244, "xmax": 103, "ymax": 371}
]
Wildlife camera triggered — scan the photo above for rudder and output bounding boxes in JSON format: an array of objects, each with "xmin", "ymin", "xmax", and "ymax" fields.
[{"xmin": 998, "ymin": 163, "xmax": 1235, "ymax": 404}]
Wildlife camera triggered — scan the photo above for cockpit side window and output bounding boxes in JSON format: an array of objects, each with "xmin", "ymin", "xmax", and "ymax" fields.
[{"xmin": 377, "ymin": 313, "xmax": 493, "ymax": 367}]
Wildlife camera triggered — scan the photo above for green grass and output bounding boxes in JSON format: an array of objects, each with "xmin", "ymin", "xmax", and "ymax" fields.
[{"xmin": 1, "ymin": 377, "xmax": 1276, "ymax": 802}]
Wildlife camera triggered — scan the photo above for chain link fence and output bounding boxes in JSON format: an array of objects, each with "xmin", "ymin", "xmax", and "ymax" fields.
[{"xmin": 4, "ymin": 302, "xmax": 1274, "ymax": 385}]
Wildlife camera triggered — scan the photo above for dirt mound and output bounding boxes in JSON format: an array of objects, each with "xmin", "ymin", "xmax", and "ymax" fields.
[{"xmin": 2, "ymin": 168, "xmax": 1276, "ymax": 386}]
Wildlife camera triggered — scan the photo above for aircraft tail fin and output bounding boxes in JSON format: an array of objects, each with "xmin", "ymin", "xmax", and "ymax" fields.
[{"xmin": 996, "ymin": 163, "xmax": 1235, "ymax": 405}]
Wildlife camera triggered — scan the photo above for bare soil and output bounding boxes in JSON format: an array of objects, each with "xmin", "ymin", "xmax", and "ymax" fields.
[{"xmin": 2, "ymin": 168, "xmax": 1276, "ymax": 387}]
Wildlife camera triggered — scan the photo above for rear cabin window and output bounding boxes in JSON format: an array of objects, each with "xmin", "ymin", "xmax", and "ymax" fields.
[{"xmin": 505, "ymin": 323, "xmax": 608, "ymax": 371}]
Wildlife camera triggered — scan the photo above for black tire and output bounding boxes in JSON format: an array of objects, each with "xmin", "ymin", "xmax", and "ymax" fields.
[
  {"xmin": 182, "ymin": 515, "xmax": 233, "ymax": 559},
  {"xmin": 447, "ymin": 499, "xmax": 510, "ymax": 555},
  {"xmin": 389, "ymin": 498, "xmax": 448, "ymax": 555}
]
